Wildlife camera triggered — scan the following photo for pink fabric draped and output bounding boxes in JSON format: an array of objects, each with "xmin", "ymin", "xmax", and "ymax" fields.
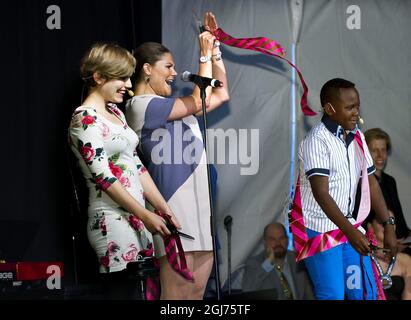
[
  {"xmin": 289, "ymin": 132, "xmax": 370, "ymax": 261},
  {"xmin": 214, "ymin": 28, "xmax": 317, "ymax": 116}
]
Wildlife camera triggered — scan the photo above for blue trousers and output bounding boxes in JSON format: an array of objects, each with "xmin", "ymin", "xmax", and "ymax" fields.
[{"xmin": 304, "ymin": 229, "xmax": 377, "ymax": 300}]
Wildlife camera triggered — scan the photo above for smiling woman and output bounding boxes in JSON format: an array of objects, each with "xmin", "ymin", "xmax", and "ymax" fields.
[
  {"xmin": 125, "ymin": 12, "xmax": 230, "ymax": 300},
  {"xmin": 68, "ymin": 42, "xmax": 179, "ymax": 299}
]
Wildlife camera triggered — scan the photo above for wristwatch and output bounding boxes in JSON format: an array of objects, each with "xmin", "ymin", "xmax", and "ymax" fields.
[
  {"xmin": 212, "ymin": 52, "xmax": 222, "ymax": 61},
  {"xmin": 199, "ymin": 55, "xmax": 211, "ymax": 63},
  {"xmin": 382, "ymin": 216, "xmax": 396, "ymax": 227}
]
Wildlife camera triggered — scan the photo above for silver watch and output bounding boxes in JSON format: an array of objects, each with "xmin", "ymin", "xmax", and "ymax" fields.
[
  {"xmin": 199, "ymin": 55, "xmax": 211, "ymax": 63},
  {"xmin": 212, "ymin": 52, "xmax": 222, "ymax": 61},
  {"xmin": 382, "ymin": 216, "xmax": 396, "ymax": 227}
]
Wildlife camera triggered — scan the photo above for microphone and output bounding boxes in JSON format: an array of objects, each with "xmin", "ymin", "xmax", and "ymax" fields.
[
  {"xmin": 224, "ymin": 215, "xmax": 233, "ymax": 231},
  {"xmin": 181, "ymin": 71, "xmax": 223, "ymax": 88},
  {"xmin": 359, "ymin": 116, "xmax": 364, "ymax": 125}
]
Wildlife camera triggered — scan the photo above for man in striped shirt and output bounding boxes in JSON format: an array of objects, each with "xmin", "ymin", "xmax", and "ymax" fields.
[{"xmin": 298, "ymin": 78, "xmax": 397, "ymax": 299}]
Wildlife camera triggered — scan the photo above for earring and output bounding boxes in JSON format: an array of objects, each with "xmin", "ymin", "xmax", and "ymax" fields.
[{"xmin": 144, "ymin": 76, "xmax": 150, "ymax": 84}]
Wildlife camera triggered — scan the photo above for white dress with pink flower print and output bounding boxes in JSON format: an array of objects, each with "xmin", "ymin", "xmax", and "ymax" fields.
[{"xmin": 69, "ymin": 104, "xmax": 153, "ymax": 273}]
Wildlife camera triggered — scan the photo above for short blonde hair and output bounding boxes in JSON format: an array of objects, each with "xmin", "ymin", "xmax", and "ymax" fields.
[
  {"xmin": 80, "ymin": 42, "xmax": 136, "ymax": 87},
  {"xmin": 364, "ymin": 128, "xmax": 391, "ymax": 153}
]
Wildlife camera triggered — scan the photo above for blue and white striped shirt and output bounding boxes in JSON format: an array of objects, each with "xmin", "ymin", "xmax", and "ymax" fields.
[{"xmin": 298, "ymin": 116, "xmax": 375, "ymax": 233}]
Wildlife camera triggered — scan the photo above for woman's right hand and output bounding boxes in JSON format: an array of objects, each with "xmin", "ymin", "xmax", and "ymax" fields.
[
  {"xmin": 198, "ymin": 30, "xmax": 215, "ymax": 57},
  {"xmin": 162, "ymin": 208, "xmax": 182, "ymax": 230},
  {"xmin": 143, "ymin": 212, "xmax": 171, "ymax": 237}
]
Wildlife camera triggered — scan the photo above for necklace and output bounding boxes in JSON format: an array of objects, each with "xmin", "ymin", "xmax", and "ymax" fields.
[{"xmin": 370, "ymin": 254, "xmax": 396, "ymax": 289}]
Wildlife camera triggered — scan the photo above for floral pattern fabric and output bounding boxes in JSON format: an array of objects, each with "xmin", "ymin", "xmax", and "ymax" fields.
[{"xmin": 69, "ymin": 104, "xmax": 153, "ymax": 273}]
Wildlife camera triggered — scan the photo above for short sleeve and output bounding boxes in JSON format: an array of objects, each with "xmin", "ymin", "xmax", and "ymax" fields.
[
  {"xmin": 359, "ymin": 132, "xmax": 376, "ymax": 175},
  {"xmin": 126, "ymin": 96, "xmax": 174, "ymax": 137},
  {"xmin": 144, "ymin": 97, "xmax": 175, "ymax": 130},
  {"xmin": 301, "ymin": 136, "xmax": 330, "ymax": 178},
  {"xmin": 68, "ymin": 108, "xmax": 117, "ymax": 191}
]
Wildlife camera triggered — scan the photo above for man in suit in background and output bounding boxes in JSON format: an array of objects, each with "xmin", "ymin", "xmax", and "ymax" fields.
[{"xmin": 242, "ymin": 222, "xmax": 315, "ymax": 300}]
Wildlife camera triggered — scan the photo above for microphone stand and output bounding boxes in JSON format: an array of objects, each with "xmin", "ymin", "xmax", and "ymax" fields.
[
  {"xmin": 224, "ymin": 215, "xmax": 233, "ymax": 296},
  {"xmin": 198, "ymin": 83, "xmax": 222, "ymax": 300}
]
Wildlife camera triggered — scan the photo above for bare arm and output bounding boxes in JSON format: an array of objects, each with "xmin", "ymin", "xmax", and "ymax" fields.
[
  {"xmin": 195, "ymin": 11, "xmax": 229, "ymax": 116},
  {"xmin": 194, "ymin": 45, "xmax": 229, "ymax": 116},
  {"xmin": 168, "ymin": 12, "xmax": 229, "ymax": 121},
  {"xmin": 309, "ymin": 175, "xmax": 371, "ymax": 255}
]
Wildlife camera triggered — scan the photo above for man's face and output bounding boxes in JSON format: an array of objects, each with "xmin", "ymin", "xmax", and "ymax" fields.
[
  {"xmin": 264, "ymin": 226, "xmax": 288, "ymax": 259},
  {"xmin": 329, "ymin": 88, "xmax": 360, "ymax": 131}
]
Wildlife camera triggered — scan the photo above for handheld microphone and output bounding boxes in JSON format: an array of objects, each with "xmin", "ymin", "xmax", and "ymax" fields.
[{"xmin": 181, "ymin": 71, "xmax": 223, "ymax": 88}]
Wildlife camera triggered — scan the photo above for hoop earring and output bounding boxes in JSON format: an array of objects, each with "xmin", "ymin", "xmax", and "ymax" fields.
[{"xmin": 144, "ymin": 76, "xmax": 150, "ymax": 84}]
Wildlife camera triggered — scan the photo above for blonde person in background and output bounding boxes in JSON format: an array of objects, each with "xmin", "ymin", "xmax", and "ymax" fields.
[{"xmin": 365, "ymin": 128, "xmax": 411, "ymax": 256}]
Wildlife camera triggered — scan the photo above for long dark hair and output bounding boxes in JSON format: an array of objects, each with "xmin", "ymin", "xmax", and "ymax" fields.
[{"xmin": 132, "ymin": 42, "xmax": 170, "ymax": 82}]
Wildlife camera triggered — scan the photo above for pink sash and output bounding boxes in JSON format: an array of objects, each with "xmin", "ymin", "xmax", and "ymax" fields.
[
  {"xmin": 156, "ymin": 211, "xmax": 194, "ymax": 281},
  {"xmin": 213, "ymin": 28, "xmax": 317, "ymax": 116},
  {"xmin": 290, "ymin": 132, "xmax": 371, "ymax": 261}
]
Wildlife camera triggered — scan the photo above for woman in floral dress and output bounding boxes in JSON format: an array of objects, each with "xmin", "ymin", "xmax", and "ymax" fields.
[{"xmin": 68, "ymin": 43, "xmax": 179, "ymax": 298}]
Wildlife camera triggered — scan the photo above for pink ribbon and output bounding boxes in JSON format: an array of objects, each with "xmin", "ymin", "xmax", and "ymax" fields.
[
  {"xmin": 214, "ymin": 28, "xmax": 317, "ymax": 116},
  {"xmin": 145, "ymin": 211, "xmax": 194, "ymax": 300},
  {"xmin": 156, "ymin": 211, "xmax": 194, "ymax": 281},
  {"xmin": 145, "ymin": 258, "xmax": 160, "ymax": 300}
]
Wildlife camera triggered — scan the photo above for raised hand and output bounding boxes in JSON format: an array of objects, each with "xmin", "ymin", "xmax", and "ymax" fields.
[
  {"xmin": 198, "ymin": 30, "xmax": 215, "ymax": 55},
  {"xmin": 203, "ymin": 11, "xmax": 219, "ymax": 33}
]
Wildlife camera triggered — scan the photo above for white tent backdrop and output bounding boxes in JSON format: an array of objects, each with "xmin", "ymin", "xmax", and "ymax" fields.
[{"xmin": 162, "ymin": 0, "xmax": 411, "ymax": 285}]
